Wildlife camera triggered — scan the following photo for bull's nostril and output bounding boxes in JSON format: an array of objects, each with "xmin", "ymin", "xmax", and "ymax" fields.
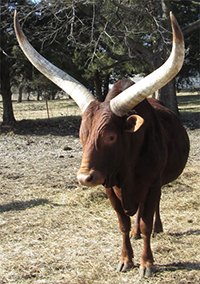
[
  {"xmin": 86, "ymin": 174, "xmax": 93, "ymax": 183},
  {"xmin": 77, "ymin": 172, "xmax": 95, "ymax": 185}
]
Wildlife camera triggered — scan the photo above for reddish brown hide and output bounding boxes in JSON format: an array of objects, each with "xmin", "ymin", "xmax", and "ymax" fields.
[{"xmin": 77, "ymin": 79, "xmax": 189, "ymax": 276}]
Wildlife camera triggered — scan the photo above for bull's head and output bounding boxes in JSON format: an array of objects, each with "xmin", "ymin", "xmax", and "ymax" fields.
[
  {"xmin": 77, "ymin": 80, "xmax": 145, "ymax": 187},
  {"xmin": 14, "ymin": 11, "xmax": 184, "ymax": 188}
]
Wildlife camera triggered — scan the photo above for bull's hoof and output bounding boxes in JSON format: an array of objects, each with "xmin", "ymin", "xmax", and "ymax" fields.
[
  {"xmin": 117, "ymin": 261, "xmax": 134, "ymax": 273},
  {"xmin": 152, "ymin": 228, "xmax": 163, "ymax": 238},
  {"xmin": 131, "ymin": 233, "xmax": 142, "ymax": 240},
  {"xmin": 130, "ymin": 229, "xmax": 142, "ymax": 240},
  {"xmin": 139, "ymin": 266, "xmax": 155, "ymax": 278},
  {"xmin": 130, "ymin": 231, "xmax": 142, "ymax": 240}
]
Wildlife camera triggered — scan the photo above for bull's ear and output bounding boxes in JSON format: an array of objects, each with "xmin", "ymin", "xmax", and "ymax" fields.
[{"xmin": 125, "ymin": 115, "xmax": 144, "ymax": 133}]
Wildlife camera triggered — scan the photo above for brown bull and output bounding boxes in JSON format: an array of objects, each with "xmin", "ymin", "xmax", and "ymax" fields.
[{"xmin": 14, "ymin": 11, "xmax": 189, "ymax": 277}]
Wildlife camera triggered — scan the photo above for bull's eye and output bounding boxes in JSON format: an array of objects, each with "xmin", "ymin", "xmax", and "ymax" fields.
[{"xmin": 103, "ymin": 133, "xmax": 117, "ymax": 145}]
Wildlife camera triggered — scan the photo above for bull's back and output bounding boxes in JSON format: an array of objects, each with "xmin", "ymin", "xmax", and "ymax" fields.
[{"xmin": 149, "ymin": 98, "xmax": 190, "ymax": 185}]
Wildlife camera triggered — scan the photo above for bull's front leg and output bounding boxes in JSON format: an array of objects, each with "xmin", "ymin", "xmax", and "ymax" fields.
[
  {"xmin": 139, "ymin": 217, "xmax": 154, "ymax": 278},
  {"xmin": 139, "ymin": 188, "xmax": 161, "ymax": 278},
  {"xmin": 105, "ymin": 187, "xmax": 134, "ymax": 272}
]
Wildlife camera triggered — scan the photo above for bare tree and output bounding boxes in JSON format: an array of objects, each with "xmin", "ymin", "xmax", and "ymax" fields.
[
  {"xmin": 65, "ymin": 0, "xmax": 199, "ymax": 114},
  {"xmin": 1, "ymin": 0, "xmax": 199, "ymax": 123},
  {"xmin": 37, "ymin": 0, "xmax": 199, "ymax": 114}
]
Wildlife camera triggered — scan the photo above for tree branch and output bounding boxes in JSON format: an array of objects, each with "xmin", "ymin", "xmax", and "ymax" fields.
[
  {"xmin": 111, "ymin": 0, "xmax": 152, "ymax": 19},
  {"xmin": 77, "ymin": 2, "xmax": 154, "ymax": 66},
  {"xmin": 182, "ymin": 19, "xmax": 200, "ymax": 36}
]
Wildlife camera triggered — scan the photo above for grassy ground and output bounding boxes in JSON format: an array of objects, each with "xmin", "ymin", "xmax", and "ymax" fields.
[
  {"xmin": 177, "ymin": 91, "xmax": 200, "ymax": 129},
  {"xmin": 0, "ymin": 91, "xmax": 199, "ymax": 283},
  {"xmin": 177, "ymin": 91, "xmax": 200, "ymax": 112}
]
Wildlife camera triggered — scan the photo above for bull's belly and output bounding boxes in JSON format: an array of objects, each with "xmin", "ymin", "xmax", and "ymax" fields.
[{"xmin": 162, "ymin": 146, "xmax": 189, "ymax": 185}]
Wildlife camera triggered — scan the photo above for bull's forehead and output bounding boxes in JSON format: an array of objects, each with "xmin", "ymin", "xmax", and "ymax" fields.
[{"xmin": 80, "ymin": 101, "xmax": 123, "ymax": 139}]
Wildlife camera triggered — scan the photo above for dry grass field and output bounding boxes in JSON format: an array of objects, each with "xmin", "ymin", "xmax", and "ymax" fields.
[{"xmin": 0, "ymin": 92, "xmax": 199, "ymax": 283}]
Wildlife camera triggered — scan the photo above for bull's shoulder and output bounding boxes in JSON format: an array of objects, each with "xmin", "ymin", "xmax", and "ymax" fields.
[
  {"xmin": 147, "ymin": 98, "xmax": 189, "ymax": 150},
  {"xmin": 147, "ymin": 98, "xmax": 179, "ymax": 122}
]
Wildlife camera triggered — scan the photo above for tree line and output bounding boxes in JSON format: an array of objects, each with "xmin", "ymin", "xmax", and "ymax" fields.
[{"xmin": 0, "ymin": 0, "xmax": 199, "ymax": 124}]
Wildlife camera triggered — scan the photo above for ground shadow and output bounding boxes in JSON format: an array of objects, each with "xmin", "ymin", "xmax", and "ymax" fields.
[
  {"xmin": 0, "ymin": 115, "xmax": 82, "ymax": 137},
  {"xmin": 0, "ymin": 109, "xmax": 199, "ymax": 137},
  {"xmin": 178, "ymin": 94, "xmax": 200, "ymax": 106},
  {"xmin": 0, "ymin": 198, "xmax": 63, "ymax": 213},
  {"xmin": 180, "ymin": 111, "xmax": 200, "ymax": 129},
  {"xmin": 169, "ymin": 229, "xmax": 200, "ymax": 237},
  {"xmin": 156, "ymin": 261, "xmax": 200, "ymax": 273}
]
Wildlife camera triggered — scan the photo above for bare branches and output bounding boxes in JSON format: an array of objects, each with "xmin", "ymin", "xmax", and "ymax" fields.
[
  {"xmin": 172, "ymin": 0, "xmax": 200, "ymax": 5},
  {"xmin": 111, "ymin": 0, "xmax": 152, "ymax": 19},
  {"xmin": 75, "ymin": 1, "xmax": 155, "ymax": 67},
  {"xmin": 183, "ymin": 19, "xmax": 200, "ymax": 36},
  {"xmin": 4, "ymin": 0, "xmax": 199, "ymax": 88},
  {"xmin": 191, "ymin": 0, "xmax": 200, "ymax": 4}
]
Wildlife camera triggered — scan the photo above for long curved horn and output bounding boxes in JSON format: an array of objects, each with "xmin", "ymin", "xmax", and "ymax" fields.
[
  {"xmin": 110, "ymin": 12, "xmax": 185, "ymax": 117},
  {"xmin": 14, "ymin": 10, "xmax": 94, "ymax": 113}
]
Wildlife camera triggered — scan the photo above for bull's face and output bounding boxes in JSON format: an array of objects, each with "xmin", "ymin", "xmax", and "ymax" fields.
[{"xmin": 77, "ymin": 100, "xmax": 144, "ymax": 187}]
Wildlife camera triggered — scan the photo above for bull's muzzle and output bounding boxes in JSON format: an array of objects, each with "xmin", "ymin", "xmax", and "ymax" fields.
[{"xmin": 77, "ymin": 169, "xmax": 105, "ymax": 187}]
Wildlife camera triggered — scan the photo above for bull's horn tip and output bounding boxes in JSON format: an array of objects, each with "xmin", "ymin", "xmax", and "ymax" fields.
[
  {"xmin": 14, "ymin": 9, "xmax": 24, "ymax": 41},
  {"xmin": 14, "ymin": 9, "xmax": 18, "ymax": 20},
  {"xmin": 14, "ymin": 9, "xmax": 18, "ymax": 26},
  {"xmin": 170, "ymin": 11, "xmax": 183, "ymax": 43},
  {"xmin": 170, "ymin": 11, "xmax": 178, "ymax": 27}
]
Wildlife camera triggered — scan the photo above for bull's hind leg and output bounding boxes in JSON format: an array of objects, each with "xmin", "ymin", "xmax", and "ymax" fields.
[
  {"xmin": 153, "ymin": 198, "xmax": 163, "ymax": 236},
  {"xmin": 105, "ymin": 187, "xmax": 134, "ymax": 272},
  {"xmin": 131, "ymin": 198, "xmax": 163, "ymax": 239},
  {"xmin": 130, "ymin": 206, "xmax": 142, "ymax": 239}
]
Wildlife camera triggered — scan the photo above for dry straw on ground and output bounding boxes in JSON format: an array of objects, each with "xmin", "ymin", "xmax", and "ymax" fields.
[{"xmin": 0, "ymin": 93, "xmax": 200, "ymax": 283}]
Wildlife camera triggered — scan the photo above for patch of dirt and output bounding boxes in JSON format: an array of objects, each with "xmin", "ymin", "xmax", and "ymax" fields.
[{"xmin": 0, "ymin": 114, "xmax": 200, "ymax": 283}]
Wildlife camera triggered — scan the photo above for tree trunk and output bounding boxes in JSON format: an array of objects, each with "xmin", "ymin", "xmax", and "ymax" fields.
[
  {"xmin": 17, "ymin": 83, "xmax": 23, "ymax": 103},
  {"xmin": 37, "ymin": 87, "xmax": 41, "ymax": 101},
  {"xmin": 0, "ymin": 70, "xmax": 16, "ymax": 124},
  {"xmin": 156, "ymin": 78, "xmax": 179, "ymax": 116},
  {"xmin": 27, "ymin": 90, "xmax": 31, "ymax": 101},
  {"xmin": 50, "ymin": 91, "xmax": 56, "ymax": 100},
  {"xmin": 153, "ymin": 0, "xmax": 180, "ymax": 115},
  {"xmin": 94, "ymin": 70, "xmax": 103, "ymax": 101},
  {"xmin": 152, "ymin": 51, "xmax": 179, "ymax": 116},
  {"xmin": 103, "ymin": 73, "xmax": 110, "ymax": 98}
]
